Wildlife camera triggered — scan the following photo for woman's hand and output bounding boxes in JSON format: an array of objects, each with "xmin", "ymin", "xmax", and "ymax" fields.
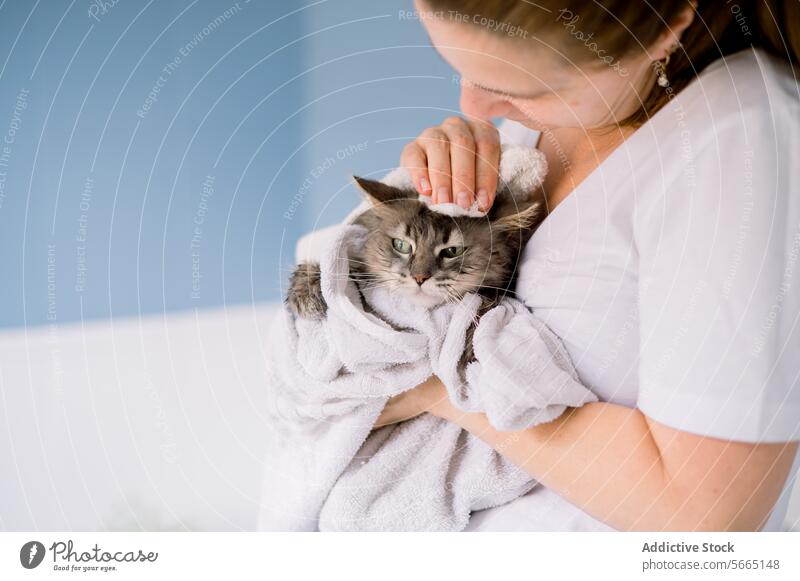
[
  {"xmin": 372, "ymin": 375, "xmax": 454, "ymax": 429},
  {"xmin": 400, "ymin": 116, "xmax": 501, "ymax": 211}
]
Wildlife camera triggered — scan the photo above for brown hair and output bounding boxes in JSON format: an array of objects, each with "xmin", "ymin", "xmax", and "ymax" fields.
[{"xmin": 422, "ymin": 0, "xmax": 799, "ymax": 126}]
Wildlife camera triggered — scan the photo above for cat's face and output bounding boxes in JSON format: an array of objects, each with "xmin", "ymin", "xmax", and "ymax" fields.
[
  {"xmin": 360, "ymin": 206, "xmax": 492, "ymax": 308},
  {"xmin": 351, "ymin": 177, "xmax": 541, "ymax": 308}
]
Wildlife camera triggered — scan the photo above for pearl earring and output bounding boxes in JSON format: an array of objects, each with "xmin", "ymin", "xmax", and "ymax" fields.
[
  {"xmin": 655, "ymin": 42, "xmax": 680, "ymax": 88},
  {"xmin": 656, "ymin": 54, "xmax": 671, "ymax": 87}
]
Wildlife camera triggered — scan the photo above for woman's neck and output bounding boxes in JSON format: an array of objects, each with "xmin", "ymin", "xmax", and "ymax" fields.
[{"xmin": 537, "ymin": 125, "xmax": 636, "ymax": 212}]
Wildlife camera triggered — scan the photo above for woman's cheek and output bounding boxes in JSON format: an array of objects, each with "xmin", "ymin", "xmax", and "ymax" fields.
[{"xmin": 509, "ymin": 100, "xmax": 568, "ymax": 129}]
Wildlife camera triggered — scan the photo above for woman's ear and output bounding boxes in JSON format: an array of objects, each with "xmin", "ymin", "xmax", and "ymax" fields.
[
  {"xmin": 649, "ymin": 1, "xmax": 696, "ymax": 60},
  {"xmin": 353, "ymin": 176, "xmax": 414, "ymax": 206}
]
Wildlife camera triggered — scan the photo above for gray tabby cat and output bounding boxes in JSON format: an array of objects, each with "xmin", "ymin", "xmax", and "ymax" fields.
[{"xmin": 286, "ymin": 176, "xmax": 544, "ymax": 366}]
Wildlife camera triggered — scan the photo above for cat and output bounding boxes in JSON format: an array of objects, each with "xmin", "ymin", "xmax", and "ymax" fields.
[{"xmin": 286, "ymin": 176, "xmax": 544, "ymax": 367}]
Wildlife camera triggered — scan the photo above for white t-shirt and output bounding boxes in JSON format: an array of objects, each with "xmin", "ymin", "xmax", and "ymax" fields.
[{"xmin": 465, "ymin": 48, "xmax": 800, "ymax": 532}]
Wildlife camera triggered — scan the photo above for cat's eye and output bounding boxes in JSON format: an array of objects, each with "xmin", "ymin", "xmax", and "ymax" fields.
[
  {"xmin": 440, "ymin": 246, "xmax": 466, "ymax": 259},
  {"xmin": 392, "ymin": 238, "xmax": 412, "ymax": 254}
]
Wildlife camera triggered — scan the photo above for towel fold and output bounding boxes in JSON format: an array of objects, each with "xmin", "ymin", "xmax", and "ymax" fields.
[{"xmin": 258, "ymin": 220, "xmax": 597, "ymax": 531}]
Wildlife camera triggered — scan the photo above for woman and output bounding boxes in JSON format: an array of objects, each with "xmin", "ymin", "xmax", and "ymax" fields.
[{"xmin": 373, "ymin": 0, "xmax": 800, "ymax": 531}]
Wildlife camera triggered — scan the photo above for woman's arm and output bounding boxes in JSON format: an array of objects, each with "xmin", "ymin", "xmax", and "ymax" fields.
[
  {"xmin": 421, "ymin": 376, "xmax": 797, "ymax": 531},
  {"xmin": 372, "ymin": 375, "xmax": 444, "ymax": 428}
]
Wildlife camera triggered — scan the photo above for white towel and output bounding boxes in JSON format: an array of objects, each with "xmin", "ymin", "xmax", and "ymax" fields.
[{"xmin": 257, "ymin": 145, "xmax": 596, "ymax": 531}]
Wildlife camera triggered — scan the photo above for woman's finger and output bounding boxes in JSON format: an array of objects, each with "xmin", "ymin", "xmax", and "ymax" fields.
[
  {"xmin": 468, "ymin": 119, "xmax": 501, "ymax": 210},
  {"xmin": 441, "ymin": 116, "xmax": 477, "ymax": 209},
  {"xmin": 400, "ymin": 141, "xmax": 432, "ymax": 196},
  {"xmin": 418, "ymin": 127, "xmax": 452, "ymax": 204}
]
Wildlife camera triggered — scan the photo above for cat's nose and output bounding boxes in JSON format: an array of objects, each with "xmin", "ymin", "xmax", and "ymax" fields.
[{"xmin": 413, "ymin": 274, "xmax": 430, "ymax": 286}]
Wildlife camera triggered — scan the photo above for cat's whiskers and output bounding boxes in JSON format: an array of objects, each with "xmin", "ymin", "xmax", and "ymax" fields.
[
  {"xmin": 325, "ymin": 274, "xmax": 382, "ymax": 281},
  {"xmin": 465, "ymin": 283, "xmax": 514, "ymax": 295},
  {"xmin": 351, "ymin": 274, "xmax": 392, "ymax": 284},
  {"xmin": 357, "ymin": 278, "xmax": 400, "ymax": 291},
  {"xmin": 340, "ymin": 257, "xmax": 375, "ymax": 267}
]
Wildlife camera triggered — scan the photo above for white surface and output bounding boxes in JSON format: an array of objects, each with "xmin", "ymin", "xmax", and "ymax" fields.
[
  {"xmin": 0, "ymin": 304, "xmax": 279, "ymax": 531},
  {"xmin": 467, "ymin": 48, "xmax": 800, "ymax": 531}
]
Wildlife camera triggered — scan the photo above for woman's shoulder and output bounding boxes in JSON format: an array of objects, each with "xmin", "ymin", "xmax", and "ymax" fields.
[
  {"xmin": 674, "ymin": 48, "xmax": 799, "ymax": 133},
  {"xmin": 635, "ymin": 47, "xmax": 799, "ymax": 174},
  {"xmin": 632, "ymin": 50, "xmax": 798, "ymax": 253}
]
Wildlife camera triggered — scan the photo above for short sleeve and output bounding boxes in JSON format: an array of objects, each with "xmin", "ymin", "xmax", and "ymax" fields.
[{"xmin": 635, "ymin": 111, "xmax": 800, "ymax": 443}]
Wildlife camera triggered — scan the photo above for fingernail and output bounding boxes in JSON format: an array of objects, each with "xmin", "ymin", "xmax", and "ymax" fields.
[
  {"xmin": 456, "ymin": 191, "xmax": 470, "ymax": 208},
  {"xmin": 419, "ymin": 178, "xmax": 431, "ymax": 194},
  {"xmin": 437, "ymin": 187, "xmax": 450, "ymax": 204},
  {"xmin": 477, "ymin": 189, "xmax": 489, "ymax": 210}
]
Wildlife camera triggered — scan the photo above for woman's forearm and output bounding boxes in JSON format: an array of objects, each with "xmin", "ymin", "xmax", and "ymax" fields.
[
  {"xmin": 372, "ymin": 375, "xmax": 444, "ymax": 428},
  {"xmin": 438, "ymin": 400, "xmax": 770, "ymax": 531},
  {"xmin": 373, "ymin": 394, "xmax": 418, "ymax": 428},
  {"xmin": 377, "ymin": 377, "xmax": 795, "ymax": 530}
]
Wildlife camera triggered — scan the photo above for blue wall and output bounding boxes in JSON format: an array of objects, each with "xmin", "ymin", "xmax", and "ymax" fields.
[{"xmin": 0, "ymin": 0, "xmax": 459, "ymax": 329}]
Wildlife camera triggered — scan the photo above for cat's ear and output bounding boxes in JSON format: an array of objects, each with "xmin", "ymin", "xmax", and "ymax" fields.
[
  {"xmin": 489, "ymin": 196, "xmax": 544, "ymax": 232},
  {"xmin": 353, "ymin": 176, "xmax": 414, "ymax": 206}
]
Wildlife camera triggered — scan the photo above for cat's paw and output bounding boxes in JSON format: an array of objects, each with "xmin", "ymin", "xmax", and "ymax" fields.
[
  {"xmin": 286, "ymin": 262, "xmax": 327, "ymax": 319},
  {"xmin": 457, "ymin": 296, "xmax": 496, "ymax": 372}
]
